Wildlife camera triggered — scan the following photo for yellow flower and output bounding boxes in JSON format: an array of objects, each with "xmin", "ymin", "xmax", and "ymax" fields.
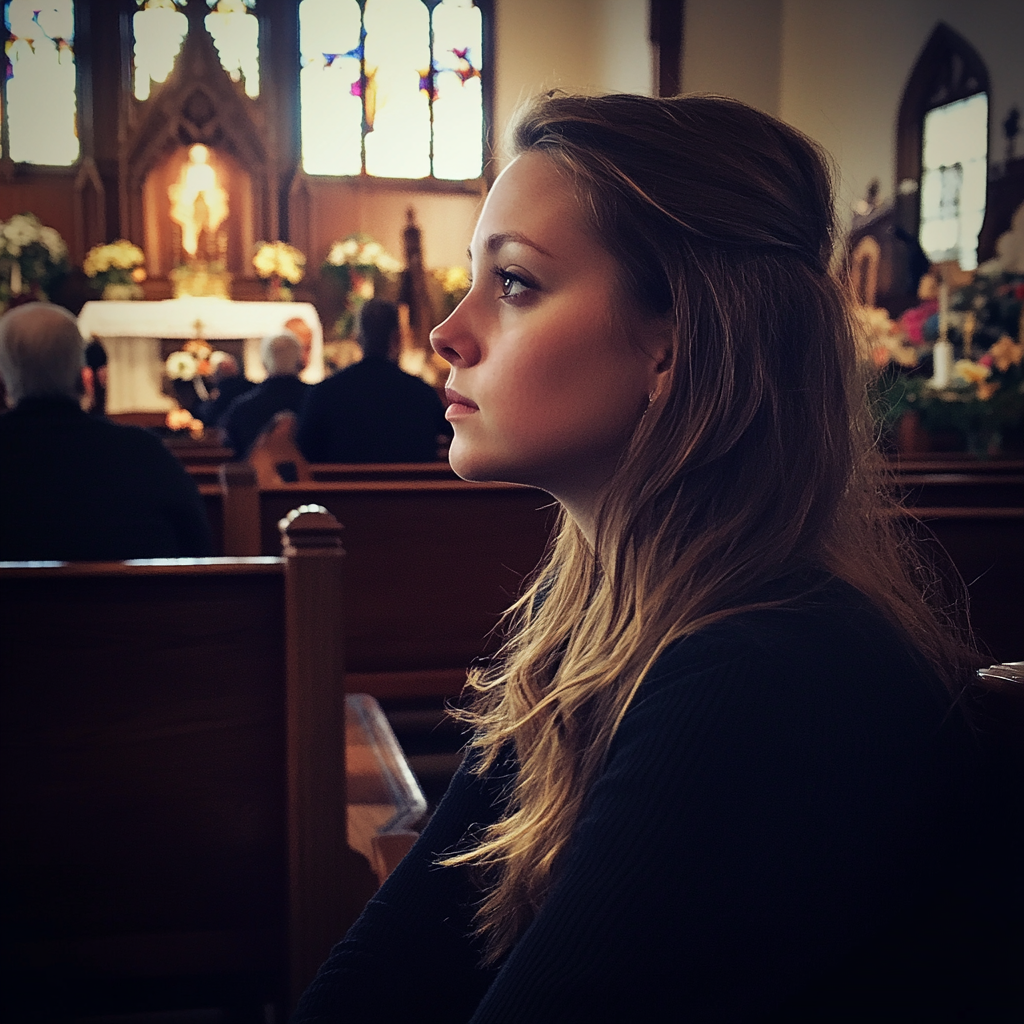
[
  {"xmin": 988, "ymin": 334, "xmax": 1024, "ymax": 373},
  {"xmin": 976, "ymin": 380, "xmax": 1000, "ymax": 401},
  {"xmin": 83, "ymin": 239, "xmax": 144, "ymax": 277},
  {"xmin": 954, "ymin": 359, "xmax": 991, "ymax": 385}
]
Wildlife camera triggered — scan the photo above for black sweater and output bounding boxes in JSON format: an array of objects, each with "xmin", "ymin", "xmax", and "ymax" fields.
[{"xmin": 294, "ymin": 577, "xmax": 1021, "ymax": 1022}]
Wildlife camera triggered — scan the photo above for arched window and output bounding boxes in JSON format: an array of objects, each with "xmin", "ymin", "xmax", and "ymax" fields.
[
  {"xmin": 299, "ymin": 0, "xmax": 487, "ymax": 180},
  {"xmin": 897, "ymin": 24, "xmax": 990, "ymax": 271},
  {"xmin": 2, "ymin": 0, "xmax": 78, "ymax": 165},
  {"xmin": 132, "ymin": 0, "xmax": 259, "ymax": 103},
  {"xmin": 133, "ymin": 0, "xmax": 189, "ymax": 102}
]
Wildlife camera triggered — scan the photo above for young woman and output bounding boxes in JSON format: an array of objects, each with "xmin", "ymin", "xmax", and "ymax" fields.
[{"xmin": 294, "ymin": 94, "xmax": 1018, "ymax": 1022}]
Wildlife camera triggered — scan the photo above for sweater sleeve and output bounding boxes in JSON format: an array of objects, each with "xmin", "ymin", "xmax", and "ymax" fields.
[
  {"xmin": 467, "ymin": 614, "xmax": 961, "ymax": 1023},
  {"xmin": 291, "ymin": 748, "xmax": 511, "ymax": 1024}
]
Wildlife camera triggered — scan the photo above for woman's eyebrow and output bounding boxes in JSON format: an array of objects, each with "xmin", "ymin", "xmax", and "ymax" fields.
[{"xmin": 483, "ymin": 232, "xmax": 555, "ymax": 258}]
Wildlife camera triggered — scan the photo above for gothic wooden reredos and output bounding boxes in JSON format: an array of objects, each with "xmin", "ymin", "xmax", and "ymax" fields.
[{"xmin": 119, "ymin": 0, "xmax": 277, "ymax": 282}]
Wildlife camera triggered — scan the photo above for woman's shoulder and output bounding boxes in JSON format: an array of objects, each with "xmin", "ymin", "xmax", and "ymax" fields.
[{"xmin": 631, "ymin": 572, "xmax": 954, "ymax": 749}]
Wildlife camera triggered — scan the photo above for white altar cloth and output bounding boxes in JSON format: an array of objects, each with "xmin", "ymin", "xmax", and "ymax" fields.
[{"xmin": 77, "ymin": 298, "xmax": 324, "ymax": 414}]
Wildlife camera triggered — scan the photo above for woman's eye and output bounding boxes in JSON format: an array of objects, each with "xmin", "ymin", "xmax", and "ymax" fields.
[{"xmin": 495, "ymin": 268, "xmax": 531, "ymax": 301}]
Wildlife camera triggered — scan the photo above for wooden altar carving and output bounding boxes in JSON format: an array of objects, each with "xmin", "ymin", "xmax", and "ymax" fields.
[{"xmin": 119, "ymin": 1, "xmax": 277, "ymax": 284}]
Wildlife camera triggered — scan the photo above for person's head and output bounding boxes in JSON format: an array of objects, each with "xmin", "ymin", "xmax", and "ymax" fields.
[
  {"xmin": 434, "ymin": 94, "xmax": 966, "ymax": 960},
  {"xmin": 260, "ymin": 330, "xmax": 304, "ymax": 377},
  {"xmin": 209, "ymin": 350, "xmax": 240, "ymax": 382},
  {"xmin": 283, "ymin": 317, "xmax": 313, "ymax": 368},
  {"xmin": 0, "ymin": 302, "xmax": 85, "ymax": 406},
  {"xmin": 432, "ymin": 92, "xmax": 851, "ymax": 557},
  {"xmin": 358, "ymin": 299, "xmax": 400, "ymax": 361}
]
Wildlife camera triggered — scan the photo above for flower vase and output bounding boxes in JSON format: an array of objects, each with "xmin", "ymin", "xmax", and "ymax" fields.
[{"xmin": 266, "ymin": 274, "xmax": 292, "ymax": 302}]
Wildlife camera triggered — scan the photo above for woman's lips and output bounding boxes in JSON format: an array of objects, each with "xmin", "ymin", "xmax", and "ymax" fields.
[{"xmin": 445, "ymin": 387, "xmax": 479, "ymax": 420}]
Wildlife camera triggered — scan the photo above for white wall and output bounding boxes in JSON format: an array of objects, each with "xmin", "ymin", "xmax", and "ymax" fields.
[
  {"xmin": 681, "ymin": 0, "xmax": 783, "ymax": 114},
  {"xmin": 682, "ymin": 0, "xmax": 1024, "ymax": 229},
  {"xmin": 493, "ymin": 0, "xmax": 653, "ymax": 164}
]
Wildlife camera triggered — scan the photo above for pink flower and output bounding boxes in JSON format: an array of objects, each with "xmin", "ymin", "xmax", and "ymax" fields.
[{"xmin": 898, "ymin": 300, "xmax": 937, "ymax": 344}]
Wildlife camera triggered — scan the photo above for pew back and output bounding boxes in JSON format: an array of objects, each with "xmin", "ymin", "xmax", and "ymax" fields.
[
  {"xmin": 0, "ymin": 515, "xmax": 361, "ymax": 1020},
  {"xmin": 221, "ymin": 471, "xmax": 556, "ymax": 699}
]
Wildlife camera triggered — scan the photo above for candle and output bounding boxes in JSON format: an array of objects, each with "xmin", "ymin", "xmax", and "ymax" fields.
[
  {"xmin": 938, "ymin": 279, "xmax": 949, "ymax": 342},
  {"xmin": 10, "ymin": 262, "xmax": 22, "ymax": 296},
  {"xmin": 931, "ymin": 339, "xmax": 953, "ymax": 389}
]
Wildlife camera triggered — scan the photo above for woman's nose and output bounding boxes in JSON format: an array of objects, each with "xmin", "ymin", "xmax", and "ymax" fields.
[{"xmin": 430, "ymin": 302, "xmax": 480, "ymax": 367}]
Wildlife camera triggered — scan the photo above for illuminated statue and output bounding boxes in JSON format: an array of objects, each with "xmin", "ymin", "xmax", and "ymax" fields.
[{"xmin": 168, "ymin": 144, "xmax": 229, "ymax": 261}]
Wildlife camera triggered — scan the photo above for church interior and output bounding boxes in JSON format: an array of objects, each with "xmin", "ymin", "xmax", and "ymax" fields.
[{"xmin": 0, "ymin": 0, "xmax": 1022, "ymax": 1020}]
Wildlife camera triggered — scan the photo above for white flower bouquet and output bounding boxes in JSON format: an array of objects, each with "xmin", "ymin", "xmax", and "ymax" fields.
[
  {"xmin": 1, "ymin": 212, "xmax": 69, "ymax": 305},
  {"xmin": 322, "ymin": 233, "xmax": 403, "ymax": 338}
]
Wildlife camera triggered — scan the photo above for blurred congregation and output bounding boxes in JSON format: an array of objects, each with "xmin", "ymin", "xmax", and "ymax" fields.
[{"xmin": 0, "ymin": 1, "xmax": 1022, "ymax": 1021}]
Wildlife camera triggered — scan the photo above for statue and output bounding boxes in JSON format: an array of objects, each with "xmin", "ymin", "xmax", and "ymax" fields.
[
  {"xmin": 169, "ymin": 144, "xmax": 228, "ymax": 262},
  {"xmin": 167, "ymin": 144, "xmax": 232, "ymax": 298}
]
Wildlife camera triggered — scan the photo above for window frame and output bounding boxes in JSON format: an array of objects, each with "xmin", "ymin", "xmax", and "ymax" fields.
[
  {"xmin": 296, "ymin": 0, "xmax": 494, "ymax": 191},
  {"xmin": 895, "ymin": 22, "xmax": 990, "ymax": 257}
]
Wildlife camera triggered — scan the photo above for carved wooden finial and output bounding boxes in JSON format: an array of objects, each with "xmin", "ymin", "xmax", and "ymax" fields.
[{"xmin": 279, "ymin": 504, "xmax": 345, "ymax": 554}]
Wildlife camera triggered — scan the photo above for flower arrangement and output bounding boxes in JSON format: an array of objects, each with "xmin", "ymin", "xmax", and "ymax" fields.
[
  {"xmin": 434, "ymin": 264, "xmax": 471, "ymax": 320},
  {"xmin": 252, "ymin": 240, "xmax": 305, "ymax": 300},
  {"xmin": 869, "ymin": 268, "xmax": 1024, "ymax": 455},
  {"xmin": 322, "ymin": 233, "xmax": 404, "ymax": 338},
  {"xmin": 83, "ymin": 239, "xmax": 147, "ymax": 300},
  {"xmin": 0, "ymin": 212, "xmax": 69, "ymax": 307}
]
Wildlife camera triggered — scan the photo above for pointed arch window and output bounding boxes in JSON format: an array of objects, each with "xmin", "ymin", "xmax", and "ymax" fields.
[
  {"xmin": 897, "ymin": 23, "xmax": 990, "ymax": 271},
  {"xmin": 299, "ymin": 0, "xmax": 487, "ymax": 181},
  {"xmin": 2, "ymin": 0, "xmax": 79, "ymax": 165},
  {"xmin": 132, "ymin": 0, "xmax": 260, "ymax": 104}
]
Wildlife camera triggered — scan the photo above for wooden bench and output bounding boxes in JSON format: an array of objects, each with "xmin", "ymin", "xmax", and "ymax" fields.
[
  {"xmin": 219, "ymin": 465, "xmax": 556, "ymax": 700},
  {"xmin": 0, "ymin": 509, "xmax": 419, "ymax": 1021}
]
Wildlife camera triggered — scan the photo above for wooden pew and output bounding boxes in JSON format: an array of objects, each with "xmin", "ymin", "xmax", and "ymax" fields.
[
  {"xmin": 0, "ymin": 509, "xmax": 394, "ymax": 1021},
  {"xmin": 219, "ymin": 466, "xmax": 556, "ymax": 700}
]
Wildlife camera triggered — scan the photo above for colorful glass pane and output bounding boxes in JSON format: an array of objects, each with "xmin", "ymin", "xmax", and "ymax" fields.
[
  {"xmin": 363, "ymin": 0, "xmax": 430, "ymax": 178},
  {"xmin": 920, "ymin": 92, "xmax": 988, "ymax": 271},
  {"xmin": 4, "ymin": 0, "xmax": 78, "ymax": 165},
  {"xmin": 205, "ymin": 0, "xmax": 259, "ymax": 99},
  {"xmin": 133, "ymin": 0, "xmax": 188, "ymax": 102},
  {"xmin": 299, "ymin": 0, "xmax": 363, "ymax": 176},
  {"xmin": 431, "ymin": 0, "xmax": 483, "ymax": 180}
]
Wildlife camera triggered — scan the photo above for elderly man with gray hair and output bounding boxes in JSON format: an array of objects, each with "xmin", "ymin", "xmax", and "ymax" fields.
[
  {"xmin": 218, "ymin": 329, "xmax": 308, "ymax": 458},
  {"xmin": 0, "ymin": 302, "xmax": 211, "ymax": 560}
]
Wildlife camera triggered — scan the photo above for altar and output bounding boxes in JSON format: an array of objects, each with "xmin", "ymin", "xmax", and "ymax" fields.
[{"xmin": 77, "ymin": 298, "xmax": 325, "ymax": 414}]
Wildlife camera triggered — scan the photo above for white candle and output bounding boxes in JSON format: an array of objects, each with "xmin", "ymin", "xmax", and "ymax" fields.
[
  {"xmin": 10, "ymin": 262, "xmax": 22, "ymax": 296},
  {"xmin": 938, "ymin": 280, "xmax": 949, "ymax": 342},
  {"xmin": 931, "ymin": 339, "xmax": 954, "ymax": 389}
]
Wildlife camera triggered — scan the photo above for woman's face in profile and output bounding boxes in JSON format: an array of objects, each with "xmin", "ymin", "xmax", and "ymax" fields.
[{"xmin": 431, "ymin": 151, "xmax": 667, "ymax": 509}]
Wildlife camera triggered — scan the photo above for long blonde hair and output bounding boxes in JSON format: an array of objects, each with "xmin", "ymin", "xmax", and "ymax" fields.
[{"xmin": 443, "ymin": 93, "xmax": 975, "ymax": 960}]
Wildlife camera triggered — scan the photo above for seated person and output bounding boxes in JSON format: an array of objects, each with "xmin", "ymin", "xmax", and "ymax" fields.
[
  {"xmin": 194, "ymin": 351, "xmax": 253, "ymax": 426},
  {"xmin": 293, "ymin": 94, "xmax": 1021, "ymax": 1023},
  {"xmin": 297, "ymin": 299, "xmax": 451, "ymax": 463},
  {"xmin": 0, "ymin": 302, "xmax": 212, "ymax": 560},
  {"xmin": 219, "ymin": 330, "xmax": 308, "ymax": 458}
]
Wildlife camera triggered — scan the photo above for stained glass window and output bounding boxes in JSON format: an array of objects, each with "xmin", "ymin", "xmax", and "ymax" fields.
[
  {"xmin": 133, "ymin": 0, "xmax": 188, "ymax": 102},
  {"xmin": 919, "ymin": 92, "xmax": 988, "ymax": 272},
  {"xmin": 205, "ymin": 0, "xmax": 259, "ymax": 99},
  {"xmin": 3, "ymin": 0, "xmax": 78, "ymax": 165},
  {"xmin": 299, "ymin": 0, "xmax": 485, "ymax": 180}
]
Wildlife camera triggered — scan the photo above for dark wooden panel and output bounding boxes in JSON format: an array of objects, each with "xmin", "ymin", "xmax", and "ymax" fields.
[
  {"xmin": 0, "ymin": 571, "xmax": 288, "ymax": 967},
  {"xmin": 256, "ymin": 483, "xmax": 555, "ymax": 676}
]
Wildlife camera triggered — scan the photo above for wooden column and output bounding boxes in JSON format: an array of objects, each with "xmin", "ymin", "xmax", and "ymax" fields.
[{"xmin": 280, "ymin": 506, "xmax": 349, "ymax": 1004}]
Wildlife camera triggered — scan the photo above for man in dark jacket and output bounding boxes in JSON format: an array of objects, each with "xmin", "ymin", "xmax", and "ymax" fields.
[
  {"xmin": 297, "ymin": 299, "xmax": 450, "ymax": 463},
  {"xmin": 0, "ymin": 302, "xmax": 212, "ymax": 560},
  {"xmin": 195, "ymin": 352, "xmax": 254, "ymax": 426},
  {"xmin": 219, "ymin": 330, "xmax": 308, "ymax": 458}
]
